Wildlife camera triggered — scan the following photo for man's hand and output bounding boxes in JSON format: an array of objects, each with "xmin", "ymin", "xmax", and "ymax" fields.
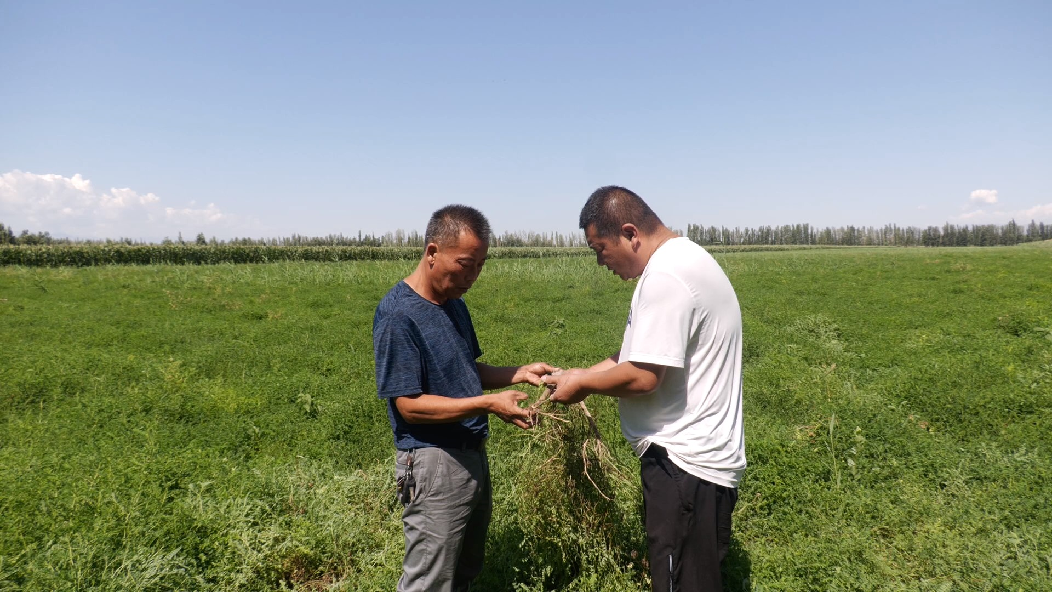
[
  {"xmin": 487, "ymin": 390, "xmax": 535, "ymax": 429},
  {"xmin": 512, "ymin": 362, "xmax": 558, "ymax": 386},
  {"xmin": 545, "ymin": 370, "xmax": 590, "ymax": 405}
]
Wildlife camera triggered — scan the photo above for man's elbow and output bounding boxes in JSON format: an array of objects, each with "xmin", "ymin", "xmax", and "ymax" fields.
[
  {"xmin": 633, "ymin": 376, "xmax": 660, "ymax": 395},
  {"xmin": 626, "ymin": 364, "xmax": 664, "ymax": 395},
  {"xmin": 394, "ymin": 396, "xmax": 426, "ymax": 424}
]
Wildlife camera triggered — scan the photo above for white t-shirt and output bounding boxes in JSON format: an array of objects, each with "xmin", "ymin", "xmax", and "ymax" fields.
[{"xmin": 618, "ymin": 237, "xmax": 746, "ymax": 488}]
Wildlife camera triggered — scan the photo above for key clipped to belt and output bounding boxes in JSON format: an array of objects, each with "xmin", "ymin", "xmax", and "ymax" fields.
[{"xmin": 397, "ymin": 453, "xmax": 416, "ymax": 505}]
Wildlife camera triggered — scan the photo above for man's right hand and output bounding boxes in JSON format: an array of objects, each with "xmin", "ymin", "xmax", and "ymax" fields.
[{"xmin": 487, "ymin": 390, "xmax": 534, "ymax": 430}]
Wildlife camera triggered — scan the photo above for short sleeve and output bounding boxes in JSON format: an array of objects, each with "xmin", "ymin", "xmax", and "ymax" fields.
[
  {"xmin": 623, "ymin": 271, "xmax": 694, "ymax": 368},
  {"xmin": 374, "ymin": 312, "xmax": 425, "ymax": 399}
]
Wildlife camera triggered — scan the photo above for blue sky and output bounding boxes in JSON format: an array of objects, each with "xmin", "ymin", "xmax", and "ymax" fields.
[{"xmin": 2, "ymin": 1, "xmax": 1050, "ymax": 241}]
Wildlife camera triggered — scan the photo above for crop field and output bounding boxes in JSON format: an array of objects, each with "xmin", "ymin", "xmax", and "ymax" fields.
[
  {"xmin": 0, "ymin": 243, "xmax": 828, "ymax": 268},
  {"xmin": 1, "ymin": 244, "xmax": 1050, "ymax": 591}
]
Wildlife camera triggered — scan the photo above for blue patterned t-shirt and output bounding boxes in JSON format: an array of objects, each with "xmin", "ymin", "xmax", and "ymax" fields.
[{"xmin": 373, "ymin": 281, "xmax": 487, "ymax": 450}]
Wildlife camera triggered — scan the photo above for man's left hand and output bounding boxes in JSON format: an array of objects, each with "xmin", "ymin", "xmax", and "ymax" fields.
[
  {"xmin": 545, "ymin": 370, "xmax": 590, "ymax": 405},
  {"xmin": 514, "ymin": 362, "xmax": 558, "ymax": 386}
]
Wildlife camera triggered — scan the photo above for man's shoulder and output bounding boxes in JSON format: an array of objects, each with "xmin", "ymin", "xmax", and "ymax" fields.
[
  {"xmin": 658, "ymin": 238, "xmax": 724, "ymax": 275},
  {"xmin": 375, "ymin": 282, "xmax": 418, "ymax": 321},
  {"xmin": 645, "ymin": 239, "xmax": 705, "ymax": 280},
  {"xmin": 659, "ymin": 236, "xmax": 708, "ymax": 261},
  {"xmin": 644, "ymin": 239, "xmax": 737, "ymax": 308}
]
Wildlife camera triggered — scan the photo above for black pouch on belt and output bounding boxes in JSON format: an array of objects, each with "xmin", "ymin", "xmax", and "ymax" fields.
[{"xmin": 396, "ymin": 453, "xmax": 416, "ymax": 505}]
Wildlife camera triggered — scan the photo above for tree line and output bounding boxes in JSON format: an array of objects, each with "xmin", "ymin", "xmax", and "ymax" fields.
[
  {"xmin": 686, "ymin": 220, "xmax": 1051, "ymax": 247},
  {"xmin": 2, "ymin": 220, "xmax": 1050, "ymax": 248}
]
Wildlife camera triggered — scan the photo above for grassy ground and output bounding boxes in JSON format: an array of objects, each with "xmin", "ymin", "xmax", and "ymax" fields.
[{"xmin": 1, "ymin": 246, "xmax": 1049, "ymax": 590}]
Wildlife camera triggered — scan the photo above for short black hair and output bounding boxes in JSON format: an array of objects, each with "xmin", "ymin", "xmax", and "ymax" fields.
[
  {"xmin": 424, "ymin": 204, "xmax": 492, "ymax": 247},
  {"xmin": 579, "ymin": 186, "xmax": 664, "ymax": 238}
]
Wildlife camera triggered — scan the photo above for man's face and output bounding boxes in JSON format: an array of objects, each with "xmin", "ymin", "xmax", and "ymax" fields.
[
  {"xmin": 430, "ymin": 230, "xmax": 489, "ymax": 300},
  {"xmin": 585, "ymin": 224, "xmax": 640, "ymax": 280}
]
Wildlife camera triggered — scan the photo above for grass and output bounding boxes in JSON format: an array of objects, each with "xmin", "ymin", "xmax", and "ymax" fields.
[
  {"xmin": 725, "ymin": 247, "xmax": 1051, "ymax": 591},
  {"xmin": 1, "ymin": 246, "xmax": 1050, "ymax": 590}
]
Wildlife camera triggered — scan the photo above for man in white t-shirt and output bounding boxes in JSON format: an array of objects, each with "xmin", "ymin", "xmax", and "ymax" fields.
[{"xmin": 546, "ymin": 185, "xmax": 746, "ymax": 592}]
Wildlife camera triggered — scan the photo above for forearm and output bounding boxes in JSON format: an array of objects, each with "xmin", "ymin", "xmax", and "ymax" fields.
[
  {"xmin": 394, "ymin": 393, "xmax": 492, "ymax": 424},
  {"xmin": 579, "ymin": 361, "xmax": 662, "ymax": 398},
  {"xmin": 588, "ymin": 350, "xmax": 620, "ymax": 373},
  {"xmin": 476, "ymin": 363, "xmax": 522, "ymax": 390}
]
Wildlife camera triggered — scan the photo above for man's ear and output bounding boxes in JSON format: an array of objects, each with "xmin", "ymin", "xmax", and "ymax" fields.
[
  {"xmin": 425, "ymin": 243, "xmax": 439, "ymax": 265},
  {"xmin": 620, "ymin": 223, "xmax": 640, "ymax": 249}
]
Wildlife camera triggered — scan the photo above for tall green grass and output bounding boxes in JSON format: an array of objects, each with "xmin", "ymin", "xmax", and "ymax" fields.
[{"xmin": 1, "ymin": 247, "xmax": 1049, "ymax": 590}]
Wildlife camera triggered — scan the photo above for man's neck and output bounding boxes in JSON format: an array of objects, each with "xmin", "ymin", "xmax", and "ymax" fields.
[
  {"xmin": 640, "ymin": 228, "xmax": 678, "ymax": 263},
  {"xmin": 404, "ymin": 263, "xmax": 444, "ymax": 305}
]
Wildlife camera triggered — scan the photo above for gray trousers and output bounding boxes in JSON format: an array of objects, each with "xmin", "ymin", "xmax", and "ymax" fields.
[{"xmin": 395, "ymin": 446, "xmax": 491, "ymax": 592}]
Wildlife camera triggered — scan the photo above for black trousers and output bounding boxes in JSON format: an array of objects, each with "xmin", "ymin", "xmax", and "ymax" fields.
[{"xmin": 640, "ymin": 444, "xmax": 738, "ymax": 592}]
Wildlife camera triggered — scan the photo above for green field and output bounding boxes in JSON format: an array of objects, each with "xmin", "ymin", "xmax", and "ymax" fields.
[{"xmin": 1, "ymin": 245, "xmax": 1050, "ymax": 591}]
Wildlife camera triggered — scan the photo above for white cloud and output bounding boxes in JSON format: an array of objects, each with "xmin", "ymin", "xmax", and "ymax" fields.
[
  {"xmin": 166, "ymin": 203, "xmax": 225, "ymax": 225},
  {"xmin": 970, "ymin": 189, "xmax": 998, "ymax": 204},
  {"xmin": 0, "ymin": 170, "xmax": 253, "ymax": 240},
  {"xmin": 1020, "ymin": 203, "xmax": 1052, "ymax": 219},
  {"xmin": 949, "ymin": 188, "xmax": 1052, "ymax": 224},
  {"xmin": 953, "ymin": 203, "xmax": 1052, "ymax": 224}
]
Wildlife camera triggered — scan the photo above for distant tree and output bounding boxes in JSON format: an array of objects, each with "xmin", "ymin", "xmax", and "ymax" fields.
[
  {"xmin": 1, "ymin": 219, "xmax": 1046, "ymax": 250},
  {"xmin": 1003, "ymin": 219, "xmax": 1021, "ymax": 246},
  {"xmin": 19, "ymin": 229, "xmax": 53, "ymax": 246}
]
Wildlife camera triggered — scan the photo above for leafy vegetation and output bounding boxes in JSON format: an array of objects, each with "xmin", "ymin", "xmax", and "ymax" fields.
[
  {"xmin": 4, "ymin": 217, "xmax": 1051, "ymax": 251},
  {"xmin": 0, "ymin": 244, "xmax": 851, "ymax": 267},
  {"xmin": 1, "ymin": 246, "xmax": 1049, "ymax": 590},
  {"xmin": 0, "ymin": 245, "xmax": 592, "ymax": 267}
]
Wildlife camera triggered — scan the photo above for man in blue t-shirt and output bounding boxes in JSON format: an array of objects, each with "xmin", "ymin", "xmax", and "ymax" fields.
[{"xmin": 373, "ymin": 204, "xmax": 554, "ymax": 592}]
